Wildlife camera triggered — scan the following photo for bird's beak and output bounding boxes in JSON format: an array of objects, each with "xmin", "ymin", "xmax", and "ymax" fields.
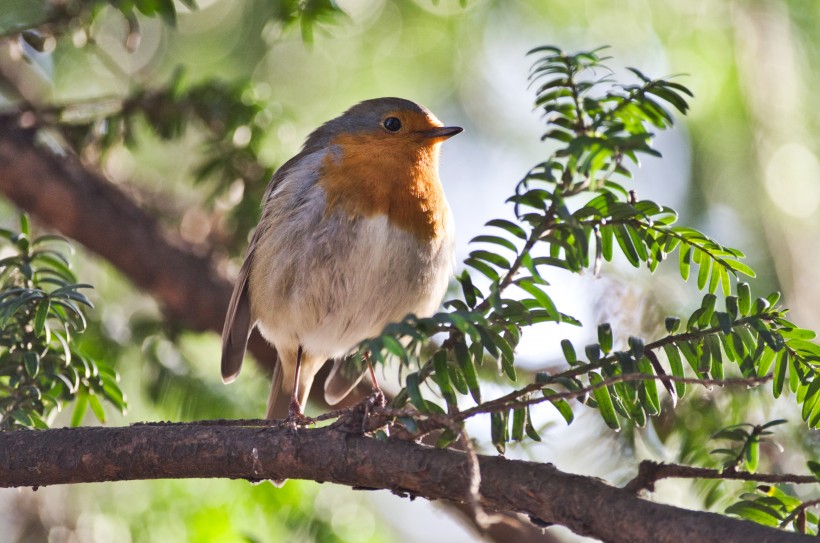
[{"xmin": 418, "ymin": 126, "xmax": 463, "ymax": 141}]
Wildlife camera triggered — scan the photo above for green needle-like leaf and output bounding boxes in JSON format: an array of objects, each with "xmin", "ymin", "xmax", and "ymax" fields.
[{"xmin": 590, "ymin": 372, "xmax": 620, "ymax": 430}]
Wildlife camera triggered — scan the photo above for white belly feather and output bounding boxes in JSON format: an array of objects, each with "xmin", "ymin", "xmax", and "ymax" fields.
[{"xmin": 248, "ymin": 159, "xmax": 454, "ymax": 360}]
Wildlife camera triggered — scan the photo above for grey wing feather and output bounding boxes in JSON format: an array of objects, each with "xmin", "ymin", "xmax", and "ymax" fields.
[
  {"xmin": 220, "ymin": 151, "xmax": 312, "ymax": 383},
  {"xmin": 220, "ymin": 235, "xmax": 257, "ymax": 383}
]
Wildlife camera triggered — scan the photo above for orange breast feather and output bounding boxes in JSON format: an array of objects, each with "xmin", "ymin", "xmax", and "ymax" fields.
[{"xmin": 318, "ymin": 132, "xmax": 447, "ymax": 243}]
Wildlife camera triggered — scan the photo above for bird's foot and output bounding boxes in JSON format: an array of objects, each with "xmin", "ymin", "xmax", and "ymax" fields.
[
  {"xmin": 366, "ymin": 387, "xmax": 386, "ymax": 409},
  {"xmin": 360, "ymin": 388, "xmax": 387, "ymax": 433},
  {"xmin": 282, "ymin": 399, "xmax": 313, "ymax": 429}
]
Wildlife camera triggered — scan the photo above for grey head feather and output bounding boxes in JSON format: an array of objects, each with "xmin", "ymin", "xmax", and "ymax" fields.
[{"xmin": 301, "ymin": 97, "xmax": 433, "ymax": 153}]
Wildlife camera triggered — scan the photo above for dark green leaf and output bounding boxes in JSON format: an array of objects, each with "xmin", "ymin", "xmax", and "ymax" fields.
[
  {"xmin": 447, "ymin": 362, "xmax": 468, "ymax": 395},
  {"xmin": 738, "ymin": 282, "xmax": 751, "ymax": 316},
  {"xmin": 601, "ymin": 224, "xmax": 614, "ymax": 261},
  {"xmin": 561, "ymin": 339, "xmax": 577, "ymax": 365},
  {"xmin": 585, "ymin": 344, "xmax": 601, "ymax": 362},
  {"xmin": 697, "ymin": 253, "xmax": 712, "ymax": 291},
  {"xmin": 470, "ymin": 234, "xmax": 518, "ymax": 253},
  {"xmin": 589, "ymin": 372, "xmax": 620, "ymax": 430},
  {"xmin": 511, "ymin": 407, "xmax": 526, "ymax": 441},
  {"xmin": 699, "ymin": 294, "xmax": 717, "ymax": 328},
  {"xmin": 517, "ymin": 280, "xmax": 559, "ymax": 318},
  {"xmin": 800, "ymin": 378, "xmax": 820, "ymax": 423},
  {"xmin": 614, "ymin": 225, "xmax": 641, "ymax": 267},
  {"xmin": 716, "ymin": 312, "xmax": 733, "ymax": 335},
  {"xmin": 432, "ymin": 350, "xmax": 456, "ymax": 406},
  {"xmin": 726, "ymin": 296, "xmax": 739, "ymax": 319},
  {"xmin": 598, "ymin": 323, "xmax": 613, "ymax": 353},
  {"xmin": 434, "ymin": 429, "xmax": 459, "ymax": 449},
  {"xmin": 464, "ymin": 258, "xmax": 500, "ymax": 281},
  {"xmin": 679, "ymin": 245, "xmax": 692, "ymax": 280},
  {"xmin": 486, "ymin": 219, "xmax": 527, "ymax": 240},
  {"xmin": 70, "ymin": 393, "xmax": 88, "ymax": 427},
  {"xmin": 744, "ymin": 438, "xmax": 759, "ymax": 473},
  {"xmin": 705, "ymin": 334, "xmax": 723, "ymax": 379},
  {"xmin": 636, "ymin": 357, "xmax": 660, "ymax": 415},
  {"xmin": 405, "ymin": 372, "xmax": 427, "ymax": 413},
  {"xmin": 88, "ymin": 393, "xmax": 106, "ymax": 423},
  {"xmin": 33, "ymin": 297, "xmax": 50, "ymax": 336},
  {"xmin": 663, "ymin": 344, "xmax": 686, "ymax": 398},
  {"xmin": 725, "ymin": 501, "xmax": 781, "ymax": 527},
  {"xmin": 525, "ymin": 407, "xmax": 542, "ymax": 441},
  {"xmin": 23, "ymin": 352, "xmax": 40, "ymax": 378},
  {"xmin": 628, "ymin": 336, "xmax": 645, "ymax": 359},
  {"xmin": 491, "ymin": 411, "xmax": 508, "ymax": 454},
  {"xmin": 808, "ymin": 460, "xmax": 820, "ymax": 481},
  {"xmin": 455, "ymin": 341, "xmax": 481, "ymax": 404},
  {"xmin": 772, "ymin": 349, "xmax": 789, "ymax": 398},
  {"xmin": 469, "ymin": 250, "xmax": 511, "ymax": 270},
  {"xmin": 542, "ymin": 387, "xmax": 574, "ymax": 424}
]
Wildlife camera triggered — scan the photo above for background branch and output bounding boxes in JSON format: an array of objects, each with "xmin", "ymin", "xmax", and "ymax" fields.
[{"xmin": 0, "ymin": 114, "xmax": 277, "ymax": 369}]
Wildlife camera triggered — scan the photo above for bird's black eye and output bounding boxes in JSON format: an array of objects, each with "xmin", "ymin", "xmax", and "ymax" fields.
[{"xmin": 383, "ymin": 117, "xmax": 402, "ymax": 132}]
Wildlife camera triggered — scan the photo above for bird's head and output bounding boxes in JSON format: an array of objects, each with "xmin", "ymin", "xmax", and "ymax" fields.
[
  {"xmin": 305, "ymin": 97, "xmax": 462, "ymax": 157},
  {"xmin": 310, "ymin": 97, "xmax": 461, "ymax": 242}
]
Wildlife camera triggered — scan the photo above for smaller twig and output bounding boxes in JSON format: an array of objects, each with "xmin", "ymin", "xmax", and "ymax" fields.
[
  {"xmin": 455, "ymin": 373, "xmax": 772, "ymax": 423},
  {"xmin": 723, "ymin": 424, "xmax": 766, "ymax": 473},
  {"xmin": 781, "ymin": 498, "xmax": 820, "ymax": 531},
  {"xmin": 369, "ymin": 373, "xmax": 772, "ymax": 444},
  {"xmin": 547, "ymin": 320, "xmax": 769, "ymax": 385},
  {"xmin": 624, "ymin": 460, "xmax": 819, "ymax": 494},
  {"xmin": 458, "ymin": 426, "xmax": 504, "ymax": 530}
]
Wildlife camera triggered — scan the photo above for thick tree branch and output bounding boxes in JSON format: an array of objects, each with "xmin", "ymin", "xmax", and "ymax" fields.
[{"xmin": 0, "ymin": 423, "xmax": 810, "ymax": 543}]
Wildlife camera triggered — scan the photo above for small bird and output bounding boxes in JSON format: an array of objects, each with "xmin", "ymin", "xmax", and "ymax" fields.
[{"xmin": 220, "ymin": 97, "xmax": 461, "ymax": 420}]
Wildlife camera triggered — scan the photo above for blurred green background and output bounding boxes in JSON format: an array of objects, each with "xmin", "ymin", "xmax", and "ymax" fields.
[{"xmin": 1, "ymin": 0, "xmax": 819, "ymax": 541}]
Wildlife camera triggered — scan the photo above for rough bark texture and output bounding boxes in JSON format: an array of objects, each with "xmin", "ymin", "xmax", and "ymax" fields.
[{"xmin": 0, "ymin": 424, "xmax": 809, "ymax": 543}]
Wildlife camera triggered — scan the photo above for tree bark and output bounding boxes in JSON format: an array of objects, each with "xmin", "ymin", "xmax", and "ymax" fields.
[{"xmin": 0, "ymin": 423, "xmax": 808, "ymax": 543}]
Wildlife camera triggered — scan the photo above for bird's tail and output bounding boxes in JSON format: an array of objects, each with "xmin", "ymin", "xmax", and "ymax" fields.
[{"xmin": 265, "ymin": 361, "xmax": 290, "ymax": 420}]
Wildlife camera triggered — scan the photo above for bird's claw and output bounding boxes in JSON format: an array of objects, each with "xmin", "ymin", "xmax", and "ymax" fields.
[
  {"xmin": 367, "ymin": 388, "xmax": 386, "ymax": 409},
  {"xmin": 282, "ymin": 399, "xmax": 313, "ymax": 429},
  {"xmin": 361, "ymin": 388, "xmax": 387, "ymax": 433}
]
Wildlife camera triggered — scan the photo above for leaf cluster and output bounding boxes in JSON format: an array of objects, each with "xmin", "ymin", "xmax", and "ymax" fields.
[
  {"xmin": 353, "ymin": 47, "xmax": 819, "ymax": 469},
  {"xmin": 0, "ymin": 215, "xmax": 125, "ymax": 429},
  {"xmin": 727, "ymin": 483, "xmax": 820, "ymax": 535}
]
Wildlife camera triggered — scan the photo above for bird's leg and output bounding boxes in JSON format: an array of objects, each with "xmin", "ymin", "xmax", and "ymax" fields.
[
  {"xmin": 357, "ymin": 351, "xmax": 387, "ymax": 433},
  {"xmin": 365, "ymin": 351, "xmax": 386, "ymax": 407},
  {"xmin": 285, "ymin": 345, "xmax": 310, "ymax": 426}
]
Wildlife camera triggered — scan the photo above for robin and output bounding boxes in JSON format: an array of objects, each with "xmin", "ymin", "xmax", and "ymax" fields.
[{"xmin": 220, "ymin": 97, "xmax": 461, "ymax": 420}]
